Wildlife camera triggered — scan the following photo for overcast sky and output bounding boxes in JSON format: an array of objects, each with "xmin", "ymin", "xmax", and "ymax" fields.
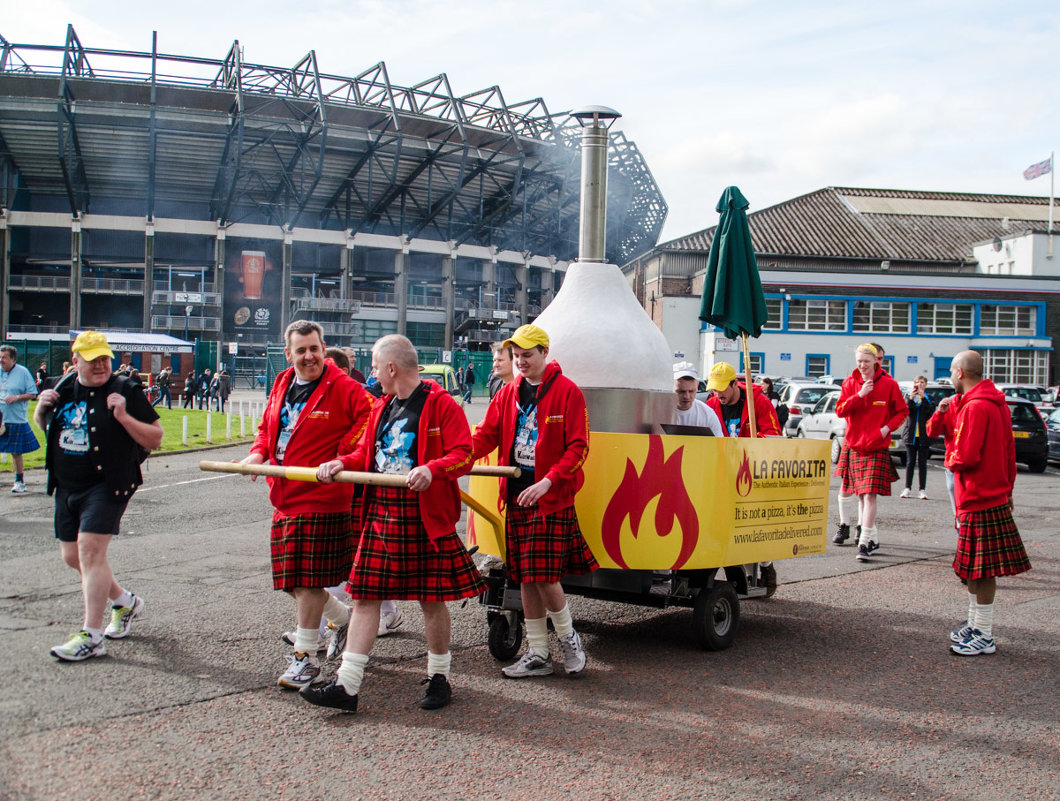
[{"xmin": 1, "ymin": 0, "xmax": 1056, "ymax": 243}]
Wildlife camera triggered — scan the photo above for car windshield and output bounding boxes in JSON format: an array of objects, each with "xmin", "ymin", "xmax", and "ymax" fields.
[
  {"xmin": 796, "ymin": 388, "xmax": 832, "ymax": 405},
  {"xmin": 1010, "ymin": 404, "xmax": 1041, "ymax": 425}
]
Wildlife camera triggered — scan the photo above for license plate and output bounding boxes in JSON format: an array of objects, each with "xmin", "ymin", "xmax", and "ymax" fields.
[
  {"xmin": 890, "ymin": 438, "xmax": 900, "ymax": 448},
  {"xmin": 1013, "ymin": 431, "xmax": 1031, "ymax": 439}
]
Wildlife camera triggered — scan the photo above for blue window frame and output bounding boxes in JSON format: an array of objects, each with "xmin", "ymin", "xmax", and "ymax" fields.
[{"xmin": 806, "ymin": 353, "xmax": 830, "ymax": 378}]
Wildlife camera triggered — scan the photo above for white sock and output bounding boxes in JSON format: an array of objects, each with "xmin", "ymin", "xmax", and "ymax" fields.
[
  {"xmin": 427, "ymin": 651, "xmax": 452, "ymax": 678},
  {"xmin": 293, "ymin": 626, "xmax": 319, "ymax": 656},
  {"xmin": 380, "ymin": 599, "xmax": 398, "ymax": 616},
  {"xmin": 112, "ymin": 589, "xmax": 134, "ymax": 608},
  {"xmin": 322, "ymin": 594, "xmax": 351, "ymax": 628},
  {"xmin": 525, "ymin": 616, "xmax": 549, "ymax": 657},
  {"xmin": 83, "ymin": 626, "xmax": 103, "ymax": 642},
  {"xmin": 974, "ymin": 603, "xmax": 994, "ymax": 638},
  {"xmin": 859, "ymin": 526, "xmax": 878, "ymax": 547},
  {"xmin": 967, "ymin": 592, "xmax": 977, "ymax": 626},
  {"xmin": 838, "ymin": 493, "xmax": 858, "ymax": 526},
  {"xmin": 337, "ymin": 652, "xmax": 369, "ymax": 695},
  {"xmin": 547, "ymin": 603, "xmax": 574, "ymax": 638}
]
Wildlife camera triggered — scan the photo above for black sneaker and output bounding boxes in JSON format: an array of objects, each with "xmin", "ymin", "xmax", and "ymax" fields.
[
  {"xmin": 856, "ymin": 544, "xmax": 872, "ymax": 562},
  {"xmin": 300, "ymin": 679, "xmax": 358, "ymax": 713},
  {"xmin": 832, "ymin": 524, "xmax": 850, "ymax": 545},
  {"xmin": 866, "ymin": 540, "xmax": 880, "ymax": 555},
  {"xmin": 420, "ymin": 674, "xmax": 452, "ymax": 710}
]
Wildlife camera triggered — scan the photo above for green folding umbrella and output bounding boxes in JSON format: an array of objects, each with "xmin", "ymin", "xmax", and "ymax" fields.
[{"xmin": 699, "ymin": 186, "xmax": 768, "ymax": 435}]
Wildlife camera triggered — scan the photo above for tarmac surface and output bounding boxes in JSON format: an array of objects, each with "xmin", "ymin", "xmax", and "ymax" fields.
[{"xmin": 2, "ymin": 392, "xmax": 1059, "ymax": 800}]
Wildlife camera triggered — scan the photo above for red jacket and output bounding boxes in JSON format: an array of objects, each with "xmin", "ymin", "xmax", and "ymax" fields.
[
  {"xmin": 945, "ymin": 380, "xmax": 1016, "ymax": 513},
  {"xmin": 250, "ymin": 361, "xmax": 372, "ymax": 516},
  {"xmin": 705, "ymin": 382, "xmax": 781, "ymax": 437},
  {"xmin": 835, "ymin": 366, "xmax": 907, "ymax": 452},
  {"xmin": 926, "ymin": 395, "xmax": 961, "ymax": 450},
  {"xmin": 340, "ymin": 380, "xmax": 473, "ymax": 542},
  {"xmin": 471, "ymin": 360, "xmax": 589, "ymax": 515}
]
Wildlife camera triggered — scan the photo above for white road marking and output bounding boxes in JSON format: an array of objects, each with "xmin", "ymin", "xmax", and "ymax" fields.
[{"xmin": 138, "ymin": 474, "xmax": 238, "ymax": 493}]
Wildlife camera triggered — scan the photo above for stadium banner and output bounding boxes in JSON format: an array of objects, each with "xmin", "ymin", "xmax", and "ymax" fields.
[{"xmin": 223, "ymin": 240, "xmax": 283, "ymax": 341}]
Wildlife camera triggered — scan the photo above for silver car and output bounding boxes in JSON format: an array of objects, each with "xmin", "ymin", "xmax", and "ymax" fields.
[{"xmin": 795, "ymin": 390, "xmax": 845, "ymax": 462}]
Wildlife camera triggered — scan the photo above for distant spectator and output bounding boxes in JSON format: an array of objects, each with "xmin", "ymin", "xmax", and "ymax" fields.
[{"xmin": 0, "ymin": 344, "xmax": 40, "ymax": 493}]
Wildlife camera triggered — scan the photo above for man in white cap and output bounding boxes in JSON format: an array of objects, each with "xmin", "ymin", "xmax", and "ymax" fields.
[
  {"xmin": 673, "ymin": 362, "xmax": 723, "ymax": 436},
  {"xmin": 34, "ymin": 331, "xmax": 163, "ymax": 661}
]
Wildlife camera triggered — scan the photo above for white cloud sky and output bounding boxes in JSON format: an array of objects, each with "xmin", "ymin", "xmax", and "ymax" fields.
[{"xmin": 1, "ymin": 0, "xmax": 1056, "ymax": 242}]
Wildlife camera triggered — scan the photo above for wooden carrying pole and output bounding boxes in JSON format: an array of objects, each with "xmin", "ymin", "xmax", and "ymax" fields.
[
  {"xmin": 742, "ymin": 333, "xmax": 758, "ymax": 438},
  {"xmin": 199, "ymin": 460, "xmax": 520, "ymax": 485}
]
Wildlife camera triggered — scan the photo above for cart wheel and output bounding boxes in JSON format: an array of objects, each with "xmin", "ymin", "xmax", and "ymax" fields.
[
  {"xmin": 488, "ymin": 611, "xmax": 523, "ymax": 661},
  {"xmin": 693, "ymin": 582, "xmax": 740, "ymax": 651}
]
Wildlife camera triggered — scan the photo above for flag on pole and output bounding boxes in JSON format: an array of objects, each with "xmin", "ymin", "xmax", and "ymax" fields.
[{"xmin": 1024, "ymin": 157, "xmax": 1053, "ymax": 181}]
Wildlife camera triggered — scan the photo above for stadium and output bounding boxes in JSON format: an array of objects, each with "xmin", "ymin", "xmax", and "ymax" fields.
[{"xmin": 0, "ymin": 26, "xmax": 667, "ymax": 377}]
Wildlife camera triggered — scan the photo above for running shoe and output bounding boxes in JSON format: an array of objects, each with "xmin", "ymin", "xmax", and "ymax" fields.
[
  {"xmin": 300, "ymin": 679, "xmax": 359, "ymax": 712},
  {"xmin": 558, "ymin": 630, "xmax": 586, "ymax": 676},
  {"xmin": 11, "ymin": 481, "xmax": 26, "ymax": 494},
  {"xmin": 326, "ymin": 618, "xmax": 349, "ymax": 661},
  {"xmin": 951, "ymin": 628, "xmax": 996, "ymax": 656},
  {"xmin": 950, "ymin": 620, "xmax": 974, "ymax": 644},
  {"xmin": 919, "ymin": 490, "xmax": 928, "ymax": 500},
  {"xmin": 420, "ymin": 674, "xmax": 452, "ymax": 709},
  {"xmin": 832, "ymin": 523, "xmax": 850, "ymax": 545},
  {"xmin": 900, "ymin": 488, "xmax": 911, "ymax": 498},
  {"xmin": 277, "ymin": 653, "xmax": 320, "ymax": 690},
  {"xmin": 856, "ymin": 544, "xmax": 872, "ymax": 562},
  {"xmin": 377, "ymin": 609, "xmax": 405, "ymax": 637},
  {"xmin": 50, "ymin": 631, "xmax": 106, "ymax": 662},
  {"xmin": 502, "ymin": 650, "xmax": 554, "ymax": 679},
  {"xmin": 104, "ymin": 594, "xmax": 144, "ymax": 640}
]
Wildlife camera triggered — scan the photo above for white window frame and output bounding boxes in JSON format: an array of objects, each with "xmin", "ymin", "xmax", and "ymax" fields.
[
  {"xmin": 980, "ymin": 305, "xmax": 1035, "ymax": 336},
  {"xmin": 788, "ymin": 298, "xmax": 846, "ymax": 331},
  {"xmin": 916, "ymin": 303, "xmax": 973, "ymax": 335},
  {"xmin": 982, "ymin": 349, "xmax": 1049, "ymax": 384},
  {"xmin": 852, "ymin": 301, "xmax": 911, "ymax": 334}
]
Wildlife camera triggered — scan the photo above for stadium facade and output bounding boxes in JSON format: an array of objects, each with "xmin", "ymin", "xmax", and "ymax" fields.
[{"xmin": 0, "ymin": 26, "xmax": 667, "ymax": 375}]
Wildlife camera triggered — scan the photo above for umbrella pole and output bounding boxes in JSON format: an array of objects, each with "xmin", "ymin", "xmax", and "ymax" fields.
[{"xmin": 742, "ymin": 333, "xmax": 758, "ymax": 438}]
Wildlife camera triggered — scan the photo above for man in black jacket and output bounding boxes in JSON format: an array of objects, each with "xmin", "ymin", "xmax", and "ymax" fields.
[{"xmin": 34, "ymin": 331, "xmax": 163, "ymax": 662}]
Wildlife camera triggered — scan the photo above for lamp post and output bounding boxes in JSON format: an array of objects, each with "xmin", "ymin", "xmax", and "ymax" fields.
[{"xmin": 184, "ymin": 304, "xmax": 192, "ymax": 341}]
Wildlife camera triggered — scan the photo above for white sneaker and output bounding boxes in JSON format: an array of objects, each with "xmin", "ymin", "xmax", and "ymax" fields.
[
  {"xmin": 104, "ymin": 594, "xmax": 144, "ymax": 639},
  {"xmin": 900, "ymin": 488, "xmax": 911, "ymax": 498},
  {"xmin": 558, "ymin": 630, "xmax": 587, "ymax": 676},
  {"xmin": 502, "ymin": 650, "xmax": 554, "ymax": 679},
  {"xmin": 919, "ymin": 490, "xmax": 928, "ymax": 500},
  {"xmin": 377, "ymin": 609, "xmax": 404, "ymax": 637},
  {"xmin": 11, "ymin": 481, "xmax": 26, "ymax": 494},
  {"xmin": 277, "ymin": 653, "xmax": 320, "ymax": 690}
]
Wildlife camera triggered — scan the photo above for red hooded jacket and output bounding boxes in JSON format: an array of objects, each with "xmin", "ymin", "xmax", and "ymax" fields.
[
  {"xmin": 340, "ymin": 380, "xmax": 473, "ymax": 542},
  {"xmin": 250, "ymin": 361, "xmax": 372, "ymax": 516},
  {"xmin": 471, "ymin": 360, "xmax": 589, "ymax": 515},
  {"xmin": 945, "ymin": 379, "xmax": 1016, "ymax": 513},
  {"xmin": 835, "ymin": 366, "xmax": 907, "ymax": 452},
  {"xmin": 704, "ymin": 382, "xmax": 781, "ymax": 437}
]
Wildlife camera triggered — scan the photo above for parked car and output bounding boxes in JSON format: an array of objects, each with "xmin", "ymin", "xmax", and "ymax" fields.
[
  {"xmin": 795, "ymin": 390, "xmax": 845, "ymax": 462},
  {"xmin": 927, "ymin": 397, "xmax": 1047, "ymax": 472},
  {"xmin": 1047, "ymin": 407, "xmax": 1060, "ymax": 464},
  {"xmin": 888, "ymin": 381, "xmax": 956, "ymax": 465},
  {"xmin": 779, "ymin": 382, "xmax": 841, "ymax": 437},
  {"xmin": 996, "ymin": 384, "xmax": 1054, "ymax": 419},
  {"xmin": 418, "ymin": 364, "xmax": 464, "ymax": 405}
]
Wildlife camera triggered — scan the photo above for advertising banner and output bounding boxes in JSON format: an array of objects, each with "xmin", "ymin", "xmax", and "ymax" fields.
[
  {"xmin": 223, "ymin": 243, "xmax": 282, "ymax": 340},
  {"xmin": 468, "ymin": 432, "xmax": 830, "ymax": 570}
]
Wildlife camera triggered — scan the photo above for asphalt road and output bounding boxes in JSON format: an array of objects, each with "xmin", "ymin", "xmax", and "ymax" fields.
[{"xmin": 2, "ymin": 409, "xmax": 1059, "ymax": 800}]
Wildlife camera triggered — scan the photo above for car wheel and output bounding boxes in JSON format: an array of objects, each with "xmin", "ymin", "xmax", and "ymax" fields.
[
  {"xmin": 1027, "ymin": 456, "xmax": 1048, "ymax": 474},
  {"xmin": 830, "ymin": 437, "xmax": 842, "ymax": 464},
  {"xmin": 796, "ymin": 428, "xmax": 805, "ymax": 438}
]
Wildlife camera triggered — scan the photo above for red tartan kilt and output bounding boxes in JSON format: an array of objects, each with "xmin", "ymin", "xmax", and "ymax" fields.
[
  {"xmin": 505, "ymin": 504, "xmax": 598, "ymax": 584},
  {"xmin": 270, "ymin": 511, "xmax": 357, "ymax": 591},
  {"xmin": 834, "ymin": 446, "xmax": 898, "ymax": 495},
  {"xmin": 953, "ymin": 503, "xmax": 1031, "ymax": 580},
  {"xmin": 347, "ymin": 486, "xmax": 485, "ymax": 602}
]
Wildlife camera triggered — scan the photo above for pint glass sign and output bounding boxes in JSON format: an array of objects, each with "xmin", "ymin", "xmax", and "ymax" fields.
[{"xmin": 240, "ymin": 251, "xmax": 267, "ymax": 299}]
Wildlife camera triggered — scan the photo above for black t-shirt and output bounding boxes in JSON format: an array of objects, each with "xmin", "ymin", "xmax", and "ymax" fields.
[
  {"xmin": 276, "ymin": 376, "xmax": 321, "ymax": 463},
  {"xmin": 720, "ymin": 390, "xmax": 746, "ymax": 437},
  {"xmin": 52, "ymin": 377, "xmax": 158, "ymax": 492},
  {"xmin": 507, "ymin": 380, "xmax": 539, "ymax": 500},
  {"xmin": 373, "ymin": 382, "xmax": 429, "ymax": 474}
]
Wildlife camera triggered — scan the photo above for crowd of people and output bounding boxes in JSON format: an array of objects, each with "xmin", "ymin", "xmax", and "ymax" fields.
[{"xmin": 12, "ymin": 325, "xmax": 1031, "ymax": 710}]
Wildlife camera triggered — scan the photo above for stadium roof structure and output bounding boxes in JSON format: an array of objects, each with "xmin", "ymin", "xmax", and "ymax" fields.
[
  {"xmin": 658, "ymin": 187, "xmax": 1055, "ymax": 266},
  {"xmin": 0, "ymin": 26, "xmax": 667, "ymax": 264}
]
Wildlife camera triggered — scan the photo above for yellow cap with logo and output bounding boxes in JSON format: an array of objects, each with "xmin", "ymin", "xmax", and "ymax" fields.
[
  {"xmin": 72, "ymin": 330, "xmax": 115, "ymax": 362},
  {"xmin": 706, "ymin": 361, "xmax": 737, "ymax": 391}
]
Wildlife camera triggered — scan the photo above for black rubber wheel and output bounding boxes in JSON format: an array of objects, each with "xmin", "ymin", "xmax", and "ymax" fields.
[
  {"xmin": 487, "ymin": 612, "xmax": 523, "ymax": 661},
  {"xmin": 692, "ymin": 582, "xmax": 740, "ymax": 651},
  {"xmin": 1028, "ymin": 456, "xmax": 1048, "ymax": 474}
]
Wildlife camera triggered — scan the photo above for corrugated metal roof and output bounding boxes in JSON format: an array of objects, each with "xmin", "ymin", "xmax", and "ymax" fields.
[{"xmin": 659, "ymin": 187, "xmax": 1053, "ymax": 263}]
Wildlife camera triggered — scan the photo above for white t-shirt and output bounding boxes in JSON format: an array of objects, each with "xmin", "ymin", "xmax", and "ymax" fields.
[{"xmin": 675, "ymin": 400, "xmax": 725, "ymax": 437}]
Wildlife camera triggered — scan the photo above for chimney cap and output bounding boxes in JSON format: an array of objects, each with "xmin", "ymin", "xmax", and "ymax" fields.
[{"xmin": 571, "ymin": 105, "xmax": 622, "ymax": 126}]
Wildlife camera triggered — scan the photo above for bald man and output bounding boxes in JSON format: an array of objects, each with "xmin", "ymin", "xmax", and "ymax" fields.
[{"xmin": 945, "ymin": 350, "xmax": 1031, "ymax": 656}]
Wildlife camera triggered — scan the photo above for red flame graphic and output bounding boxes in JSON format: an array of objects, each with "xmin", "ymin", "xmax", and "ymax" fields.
[
  {"xmin": 735, "ymin": 452, "xmax": 753, "ymax": 497},
  {"xmin": 600, "ymin": 436, "xmax": 699, "ymax": 570}
]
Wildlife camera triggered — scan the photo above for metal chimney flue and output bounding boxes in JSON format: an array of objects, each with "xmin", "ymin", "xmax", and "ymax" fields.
[{"xmin": 571, "ymin": 105, "xmax": 621, "ymax": 263}]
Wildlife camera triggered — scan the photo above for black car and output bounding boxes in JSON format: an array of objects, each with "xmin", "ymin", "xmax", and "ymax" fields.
[
  {"xmin": 1045, "ymin": 407, "xmax": 1060, "ymax": 464},
  {"xmin": 928, "ymin": 397, "xmax": 1047, "ymax": 473}
]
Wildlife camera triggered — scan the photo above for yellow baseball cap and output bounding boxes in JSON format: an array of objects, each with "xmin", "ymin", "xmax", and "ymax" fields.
[
  {"xmin": 706, "ymin": 361, "xmax": 737, "ymax": 391},
  {"xmin": 503, "ymin": 324, "xmax": 549, "ymax": 350},
  {"xmin": 72, "ymin": 330, "xmax": 115, "ymax": 361}
]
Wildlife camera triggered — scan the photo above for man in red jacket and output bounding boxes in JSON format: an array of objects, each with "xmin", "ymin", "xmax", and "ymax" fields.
[
  {"xmin": 945, "ymin": 350, "xmax": 1031, "ymax": 656},
  {"xmin": 239, "ymin": 321, "xmax": 372, "ymax": 690},
  {"xmin": 471, "ymin": 324, "xmax": 597, "ymax": 680},
  {"xmin": 833, "ymin": 343, "xmax": 907, "ymax": 561},
  {"xmin": 704, "ymin": 362, "xmax": 781, "ymax": 437},
  {"xmin": 303, "ymin": 334, "xmax": 485, "ymax": 712}
]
